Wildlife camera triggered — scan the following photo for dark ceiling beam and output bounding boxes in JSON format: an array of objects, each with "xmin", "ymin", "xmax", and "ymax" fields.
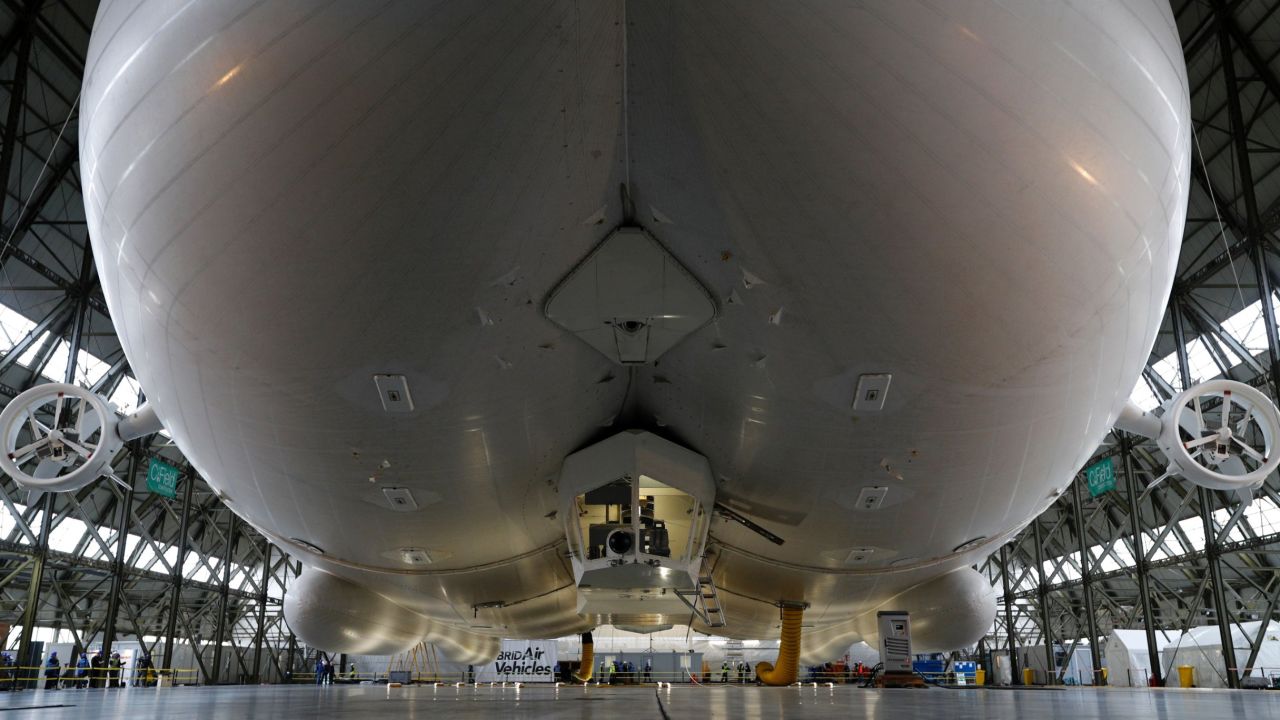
[
  {"xmin": 1220, "ymin": 7, "xmax": 1280, "ymax": 234},
  {"xmin": 31, "ymin": 12, "xmax": 84, "ymax": 78},
  {"xmin": 1182, "ymin": 0, "xmax": 1245, "ymax": 62},
  {"xmin": 0, "ymin": 141, "xmax": 76, "ymax": 243},
  {"xmin": 1176, "ymin": 163, "xmax": 1258, "ymax": 290},
  {"xmin": 0, "ymin": 143, "xmax": 89, "ymax": 305},
  {"xmin": 0, "ymin": 0, "xmax": 42, "ymax": 67},
  {"xmin": 0, "ymin": 4, "xmax": 32, "ymax": 226},
  {"xmin": 1183, "ymin": 23, "xmax": 1280, "ymax": 213},
  {"xmin": 0, "ymin": 0, "xmax": 85, "ymax": 79},
  {"xmin": 1215, "ymin": 0, "xmax": 1280, "ymax": 403},
  {"xmin": 1220, "ymin": 6, "xmax": 1280, "ymax": 166},
  {"xmin": 0, "ymin": 291, "xmax": 69, "ymax": 374}
]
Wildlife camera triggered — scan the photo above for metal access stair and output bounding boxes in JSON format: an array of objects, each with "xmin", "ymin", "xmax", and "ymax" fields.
[{"xmin": 676, "ymin": 573, "xmax": 726, "ymax": 628}]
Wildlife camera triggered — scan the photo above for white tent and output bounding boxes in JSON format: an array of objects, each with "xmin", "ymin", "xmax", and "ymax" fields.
[
  {"xmin": 1160, "ymin": 620, "xmax": 1280, "ymax": 688},
  {"xmin": 1104, "ymin": 628, "xmax": 1177, "ymax": 687}
]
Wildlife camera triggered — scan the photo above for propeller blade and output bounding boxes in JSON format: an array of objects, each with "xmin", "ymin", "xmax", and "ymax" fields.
[
  {"xmin": 77, "ymin": 399, "xmax": 102, "ymax": 441},
  {"xmin": 1216, "ymin": 455, "xmax": 1248, "ymax": 475},
  {"xmin": 60, "ymin": 438, "xmax": 93, "ymax": 460},
  {"xmin": 25, "ymin": 410, "xmax": 42, "ymax": 442},
  {"xmin": 75, "ymin": 397, "xmax": 86, "ymax": 437},
  {"xmin": 1237, "ymin": 404, "xmax": 1255, "ymax": 435},
  {"xmin": 10, "ymin": 437, "xmax": 49, "ymax": 460},
  {"xmin": 1184, "ymin": 435, "xmax": 1217, "ymax": 450},
  {"xmin": 1231, "ymin": 437, "xmax": 1266, "ymax": 464},
  {"xmin": 32, "ymin": 458, "xmax": 64, "ymax": 480}
]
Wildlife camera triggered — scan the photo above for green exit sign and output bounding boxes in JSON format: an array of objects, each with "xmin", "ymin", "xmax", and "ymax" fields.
[
  {"xmin": 146, "ymin": 459, "xmax": 181, "ymax": 499},
  {"xmin": 1085, "ymin": 457, "xmax": 1116, "ymax": 497}
]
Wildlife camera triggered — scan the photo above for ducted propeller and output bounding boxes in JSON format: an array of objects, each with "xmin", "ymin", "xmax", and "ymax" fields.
[
  {"xmin": 0, "ymin": 382, "xmax": 164, "ymax": 493},
  {"xmin": 1116, "ymin": 379, "xmax": 1280, "ymax": 495}
]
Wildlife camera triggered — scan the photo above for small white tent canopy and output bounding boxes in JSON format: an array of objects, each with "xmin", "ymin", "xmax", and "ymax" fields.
[
  {"xmin": 1104, "ymin": 628, "xmax": 1177, "ymax": 686},
  {"xmin": 1160, "ymin": 620, "xmax": 1280, "ymax": 688}
]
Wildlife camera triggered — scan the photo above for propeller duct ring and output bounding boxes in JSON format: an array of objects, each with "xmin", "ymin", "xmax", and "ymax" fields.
[
  {"xmin": 0, "ymin": 383, "xmax": 119, "ymax": 492},
  {"xmin": 1157, "ymin": 379, "xmax": 1280, "ymax": 492}
]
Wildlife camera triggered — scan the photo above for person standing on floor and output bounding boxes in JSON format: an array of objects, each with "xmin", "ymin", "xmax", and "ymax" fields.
[
  {"xmin": 75, "ymin": 653, "xmax": 89, "ymax": 689},
  {"xmin": 135, "ymin": 653, "xmax": 152, "ymax": 687},
  {"xmin": 644, "ymin": 658, "xmax": 652, "ymax": 683},
  {"xmin": 90, "ymin": 651, "xmax": 105, "ymax": 688},
  {"xmin": 314, "ymin": 657, "xmax": 325, "ymax": 686},
  {"xmin": 44, "ymin": 652, "xmax": 60, "ymax": 690}
]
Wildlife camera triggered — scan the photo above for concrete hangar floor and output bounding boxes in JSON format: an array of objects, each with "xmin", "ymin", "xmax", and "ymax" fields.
[{"xmin": 0, "ymin": 685, "xmax": 1276, "ymax": 719}]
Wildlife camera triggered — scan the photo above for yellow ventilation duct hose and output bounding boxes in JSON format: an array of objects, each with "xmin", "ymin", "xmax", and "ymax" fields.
[
  {"xmin": 573, "ymin": 632, "xmax": 594, "ymax": 683},
  {"xmin": 756, "ymin": 604, "xmax": 804, "ymax": 686}
]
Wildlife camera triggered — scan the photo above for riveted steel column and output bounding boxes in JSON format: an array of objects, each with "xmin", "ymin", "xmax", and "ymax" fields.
[
  {"xmin": 210, "ymin": 513, "xmax": 236, "ymax": 685},
  {"xmin": 1000, "ymin": 544, "xmax": 1021, "ymax": 685},
  {"xmin": 1200, "ymin": 487, "xmax": 1239, "ymax": 688},
  {"xmin": 62, "ymin": 249, "xmax": 93, "ymax": 386},
  {"xmin": 284, "ymin": 631, "xmax": 297, "ymax": 684},
  {"xmin": 1122, "ymin": 437, "xmax": 1161, "ymax": 686},
  {"xmin": 283, "ymin": 560, "xmax": 299, "ymax": 682},
  {"xmin": 1170, "ymin": 295, "xmax": 1239, "ymax": 688},
  {"xmin": 1033, "ymin": 519, "xmax": 1055, "ymax": 685},
  {"xmin": 15, "ymin": 492, "xmax": 53, "ymax": 687},
  {"xmin": 252, "ymin": 541, "xmax": 271, "ymax": 682},
  {"xmin": 1071, "ymin": 477, "xmax": 1103, "ymax": 684},
  {"xmin": 100, "ymin": 447, "xmax": 139, "ymax": 664},
  {"xmin": 160, "ymin": 473, "xmax": 194, "ymax": 678}
]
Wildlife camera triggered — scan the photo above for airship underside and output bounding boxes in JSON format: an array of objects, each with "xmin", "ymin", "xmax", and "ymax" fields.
[{"xmin": 70, "ymin": 0, "xmax": 1189, "ymax": 663}]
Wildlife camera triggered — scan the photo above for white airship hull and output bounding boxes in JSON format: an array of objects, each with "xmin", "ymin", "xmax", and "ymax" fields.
[{"xmin": 79, "ymin": 1, "xmax": 1189, "ymax": 659}]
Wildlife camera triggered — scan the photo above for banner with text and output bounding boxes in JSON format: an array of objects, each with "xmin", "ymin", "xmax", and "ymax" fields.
[{"xmin": 475, "ymin": 639, "xmax": 558, "ymax": 683}]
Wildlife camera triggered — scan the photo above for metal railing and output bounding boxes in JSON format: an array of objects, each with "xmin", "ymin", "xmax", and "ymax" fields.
[{"xmin": 0, "ymin": 666, "xmax": 199, "ymax": 689}]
